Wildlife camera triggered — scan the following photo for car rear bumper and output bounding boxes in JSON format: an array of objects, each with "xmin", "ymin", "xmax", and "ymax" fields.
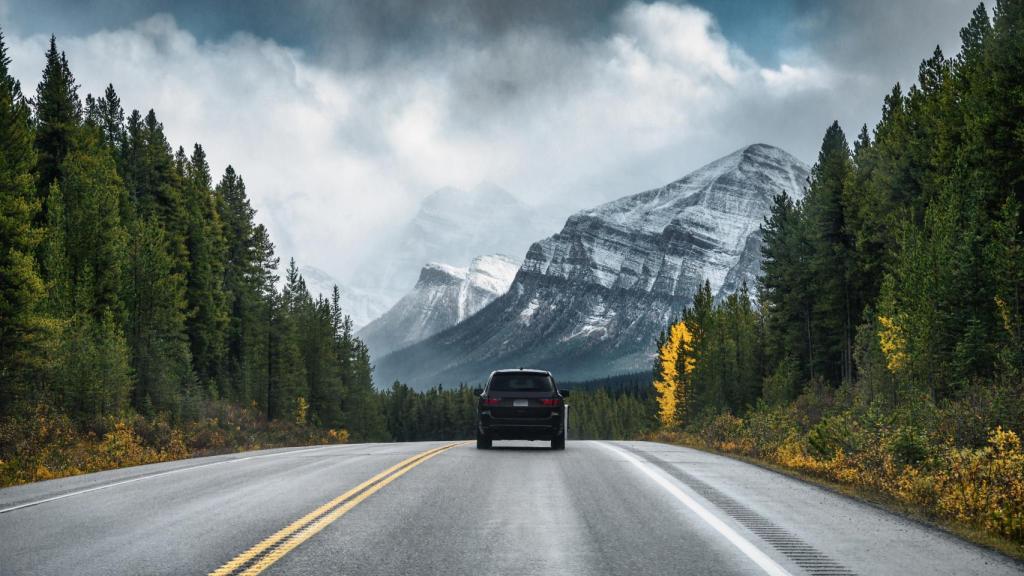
[{"xmin": 478, "ymin": 412, "xmax": 564, "ymax": 440}]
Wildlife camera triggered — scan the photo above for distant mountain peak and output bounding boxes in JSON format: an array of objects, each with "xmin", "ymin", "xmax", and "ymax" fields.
[
  {"xmin": 421, "ymin": 182, "xmax": 520, "ymax": 211},
  {"xmin": 470, "ymin": 179, "xmax": 512, "ymax": 196},
  {"xmin": 358, "ymin": 254, "xmax": 521, "ymax": 358},
  {"xmin": 417, "ymin": 262, "xmax": 469, "ymax": 287},
  {"xmin": 374, "ymin": 144, "xmax": 810, "ymax": 388}
]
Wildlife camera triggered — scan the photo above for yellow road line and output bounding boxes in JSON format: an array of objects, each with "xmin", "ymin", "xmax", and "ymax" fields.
[{"xmin": 209, "ymin": 442, "xmax": 465, "ymax": 576}]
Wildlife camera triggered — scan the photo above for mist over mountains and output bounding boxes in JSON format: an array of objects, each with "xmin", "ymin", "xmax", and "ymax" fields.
[
  {"xmin": 297, "ymin": 266, "xmax": 391, "ymax": 331},
  {"xmin": 349, "ymin": 182, "xmax": 566, "ymax": 305}
]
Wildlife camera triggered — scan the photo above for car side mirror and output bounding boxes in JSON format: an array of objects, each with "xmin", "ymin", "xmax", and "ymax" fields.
[
  {"xmin": 560, "ymin": 389, "xmax": 570, "ymax": 397},
  {"xmin": 473, "ymin": 388, "xmax": 483, "ymax": 396}
]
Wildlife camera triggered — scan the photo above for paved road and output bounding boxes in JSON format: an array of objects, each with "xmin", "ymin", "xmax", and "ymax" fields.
[{"xmin": 1, "ymin": 440, "xmax": 1021, "ymax": 576}]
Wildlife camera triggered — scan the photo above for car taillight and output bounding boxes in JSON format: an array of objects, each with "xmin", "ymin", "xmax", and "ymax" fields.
[
  {"xmin": 538, "ymin": 398, "xmax": 562, "ymax": 406},
  {"xmin": 482, "ymin": 398, "xmax": 501, "ymax": 406}
]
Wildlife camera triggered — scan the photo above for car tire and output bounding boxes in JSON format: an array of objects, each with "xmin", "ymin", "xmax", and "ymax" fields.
[
  {"xmin": 551, "ymin": 434, "xmax": 565, "ymax": 450},
  {"xmin": 476, "ymin": 432, "xmax": 492, "ymax": 449}
]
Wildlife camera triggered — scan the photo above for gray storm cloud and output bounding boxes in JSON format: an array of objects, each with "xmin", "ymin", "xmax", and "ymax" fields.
[{"xmin": 1, "ymin": 0, "xmax": 978, "ymax": 281}]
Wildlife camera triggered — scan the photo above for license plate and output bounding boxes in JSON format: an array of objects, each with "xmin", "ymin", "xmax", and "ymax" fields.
[{"xmin": 513, "ymin": 399, "xmax": 529, "ymax": 407}]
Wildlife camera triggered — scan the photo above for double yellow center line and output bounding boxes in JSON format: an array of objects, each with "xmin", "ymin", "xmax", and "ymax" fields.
[{"xmin": 209, "ymin": 442, "xmax": 466, "ymax": 576}]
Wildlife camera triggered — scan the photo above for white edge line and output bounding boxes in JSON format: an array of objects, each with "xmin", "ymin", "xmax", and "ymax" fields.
[
  {"xmin": 598, "ymin": 441, "xmax": 793, "ymax": 576},
  {"xmin": 0, "ymin": 445, "xmax": 340, "ymax": 514}
]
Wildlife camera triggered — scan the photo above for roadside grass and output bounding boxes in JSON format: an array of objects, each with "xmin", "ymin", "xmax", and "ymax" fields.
[{"xmin": 649, "ymin": 427, "xmax": 1024, "ymax": 562}]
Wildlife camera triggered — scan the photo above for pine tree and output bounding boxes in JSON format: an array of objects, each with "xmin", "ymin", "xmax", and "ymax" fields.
[
  {"xmin": 53, "ymin": 309, "xmax": 132, "ymax": 422},
  {"xmin": 302, "ymin": 295, "xmax": 344, "ymax": 428},
  {"xmin": 871, "ymin": 1, "xmax": 1022, "ymax": 397},
  {"xmin": 989, "ymin": 198, "xmax": 1024, "ymax": 375},
  {"xmin": 844, "ymin": 124, "xmax": 888, "ymax": 309},
  {"xmin": 59, "ymin": 128, "xmax": 129, "ymax": 320},
  {"xmin": 0, "ymin": 29, "xmax": 44, "ymax": 412},
  {"xmin": 122, "ymin": 110, "xmax": 189, "ymax": 272},
  {"xmin": 759, "ymin": 191, "xmax": 814, "ymax": 383},
  {"xmin": 384, "ymin": 382, "xmax": 419, "ymax": 442},
  {"xmin": 724, "ymin": 284, "xmax": 762, "ymax": 410},
  {"xmin": 46, "ymin": 127, "xmax": 135, "ymax": 422},
  {"xmin": 124, "ymin": 217, "xmax": 193, "ymax": 415},
  {"xmin": 39, "ymin": 182, "xmax": 70, "ymax": 317},
  {"xmin": 879, "ymin": 184, "xmax": 987, "ymax": 399},
  {"xmin": 975, "ymin": 0, "xmax": 1024, "ymax": 224},
  {"xmin": 344, "ymin": 338, "xmax": 387, "ymax": 441},
  {"xmin": 269, "ymin": 259, "xmax": 308, "ymax": 420},
  {"xmin": 957, "ymin": 3, "xmax": 993, "ymax": 77},
  {"xmin": 95, "ymin": 85, "xmax": 125, "ymax": 153},
  {"xmin": 685, "ymin": 280, "xmax": 720, "ymax": 411},
  {"xmin": 33, "ymin": 36, "xmax": 81, "ymax": 212},
  {"xmin": 250, "ymin": 223, "xmax": 278, "ymax": 413},
  {"xmin": 803, "ymin": 121, "xmax": 855, "ymax": 383},
  {"xmin": 217, "ymin": 166, "xmax": 265, "ymax": 404},
  {"xmin": 182, "ymin": 144, "xmax": 229, "ymax": 392}
]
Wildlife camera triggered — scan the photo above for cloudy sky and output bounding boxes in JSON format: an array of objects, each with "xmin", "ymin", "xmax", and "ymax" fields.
[{"xmin": 0, "ymin": 0, "xmax": 979, "ymax": 281}]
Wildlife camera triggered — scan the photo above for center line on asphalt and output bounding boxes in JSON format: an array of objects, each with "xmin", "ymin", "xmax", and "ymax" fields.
[
  {"xmin": 598, "ymin": 442, "xmax": 793, "ymax": 576},
  {"xmin": 209, "ymin": 441, "xmax": 468, "ymax": 576}
]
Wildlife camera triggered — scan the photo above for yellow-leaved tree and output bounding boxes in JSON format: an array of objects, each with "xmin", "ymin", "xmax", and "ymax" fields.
[
  {"xmin": 653, "ymin": 320, "xmax": 694, "ymax": 428},
  {"xmin": 878, "ymin": 314, "xmax": 908, "ymax": 373}
]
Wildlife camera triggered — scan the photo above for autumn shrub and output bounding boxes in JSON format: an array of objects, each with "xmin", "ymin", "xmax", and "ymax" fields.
[
  {"xmin": 937, "ymin": 381, "xmax": 1024, "ymax": 448},
  {"xmin": 0, "ymin": 403, "xmax": 79, "ymax": 484},
  {"xmin": 671, "ymin": 403, "xmax": 1024, "ymax": 547},
  {"xmin": 932, "ymin": 428, "xmax": 1024, "ymax": 542},
  {"xmin": 744, "ymin": 401, "xmax": 799, "ymax": 459},
  {"xmin": 80, "ymin": 419, "xmax": 188, "ymax": 471},
  {"xmin": 0, "ymin": 399, "xmax": 349, "ymax": 488},
  {"xmin": 806, "ymin": 413, "xmax": 862, "ymax": 460},
  {"xmin": 180, "ymin": 399, "xmax": 348, "ymax": 455},
  {"xmin": 130, "ymin": 413, "xmax": 187, "ymax": 454},
  {"xmin": 885, "ymin": 425, "xmax": 933, "ymax": 467},
  {"xmin": 791, "ymin": 377, "xmax": 837, "ymax": 427},
  {"xmin": 692, "ymin": 410, "xmax": 752, "ymax": 453},
  {"xmin": 762, "ymin": 357, "xmax": 800, "ymax": 406}
]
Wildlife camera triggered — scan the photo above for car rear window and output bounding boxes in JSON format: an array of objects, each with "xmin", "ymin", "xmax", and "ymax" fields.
[{"xmin": 487, "ymin": 373, "xmax": 554, "ymax": 392}]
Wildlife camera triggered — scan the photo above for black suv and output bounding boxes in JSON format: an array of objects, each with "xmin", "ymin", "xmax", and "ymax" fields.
[{"xmin": 474, "ymin": 369, "xmax": 569, "ymax": 450}]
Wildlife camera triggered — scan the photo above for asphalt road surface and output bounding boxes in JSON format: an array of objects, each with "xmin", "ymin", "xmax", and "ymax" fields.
[{"xmin": 1, "ymin": 440, "xmax": 1021, "ymax": 576}]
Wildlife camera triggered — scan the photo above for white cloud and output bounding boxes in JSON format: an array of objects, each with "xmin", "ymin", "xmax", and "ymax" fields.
[
  {"xmin": 760, "ymin": 64, "xmax": 834, "ymax": 96},
  {"xmin": 5, "ymin": 3, "xmax": 845, "ymax": 281},
  {"xmin": 614, "ymin": 2, "xmax": 745, "ymax": 86}
]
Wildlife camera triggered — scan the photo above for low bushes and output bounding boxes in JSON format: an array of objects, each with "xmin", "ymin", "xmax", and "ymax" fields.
[
  {"xmin": 652, "ymin": 384, "xmax": 1024, "ymax": 548},
  {"xmin": 0, "ymin": 401, "xmax": 348, "ymax": 487}
]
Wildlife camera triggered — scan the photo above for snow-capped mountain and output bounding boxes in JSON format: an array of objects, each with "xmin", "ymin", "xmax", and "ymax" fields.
[
  {"xmin": 298, "ymin": 265, "xmax": 391, "ymax": 331},
  {"xmin": 350, "ymin": 182, "xmax": 565, "ymax": 305},
  {"xmin": 373, "ymin": 144, "xmax": 810, "ymax": 389},
  {"xmin": 358, "ymin": 254, "xmax": 520, "ymax": 357}
]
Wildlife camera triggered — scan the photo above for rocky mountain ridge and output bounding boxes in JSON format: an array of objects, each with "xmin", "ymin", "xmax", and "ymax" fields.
[
  {"xmin": 358, "ymin": 254, "xmax": 520, "ymax": 357},
  {"xmin": 373, "ymin": 144, "xmax": 810, "ymax": 389}
]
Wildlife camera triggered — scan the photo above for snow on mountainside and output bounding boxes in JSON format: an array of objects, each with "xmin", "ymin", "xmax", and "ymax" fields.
[
  {"xmin": 350, "ymin": 182, "xmax": 564, "ymax": 306},
  {"xmin": 374, "ymin": 144, "xmax": 810, "ymax": 389},
  {"xmin": 358, "ymin": 255, "xmax": 520, "ymax": 358},
  {"xmin": 298, "ymin": 265, "xmax": 391, "ymax": 331},
  {"xmin": 522, "ymin": 143, "xmax": 807, "ymax": 297}
]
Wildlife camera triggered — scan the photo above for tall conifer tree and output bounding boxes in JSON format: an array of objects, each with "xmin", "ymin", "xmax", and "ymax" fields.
[
  {"xmin": 0, "ymin": 30, "xmax": 44, "ymax": 411},
  {"xmin": 33, "ymin": 36, "xmax": 80, "ymax": 211},
  {"xmin": 803, "ymin": 121, "xmax": 855, "ymax": 383},
  {"xmin": 182, "ymin": 144, "xmax": 229, "ymax": 391}
]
